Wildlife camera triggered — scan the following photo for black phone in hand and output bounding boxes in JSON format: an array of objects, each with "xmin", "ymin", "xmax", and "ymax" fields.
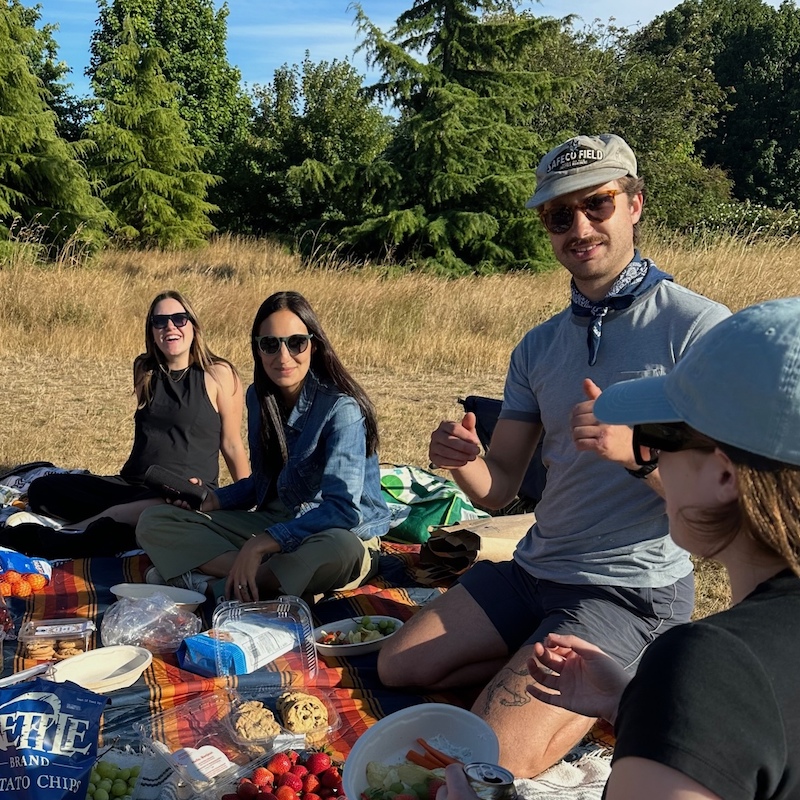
[{"xmin": 144, "ymin": 465, "xmax": 208, "ymax": 509}]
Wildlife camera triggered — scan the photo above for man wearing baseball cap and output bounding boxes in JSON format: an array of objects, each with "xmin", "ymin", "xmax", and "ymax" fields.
[{"xmin": 379, "ymin": 134, "xmax": 730, "ymax": 776}]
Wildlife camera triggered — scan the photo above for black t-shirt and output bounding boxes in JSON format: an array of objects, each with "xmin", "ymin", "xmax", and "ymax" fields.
[
  {"xmin": 120, "ymin": 363, "xmax": 220, "ymax": 487},
  {"xmin": 611, "ymin": 569, "xmax": 800, "ymax": 799}
]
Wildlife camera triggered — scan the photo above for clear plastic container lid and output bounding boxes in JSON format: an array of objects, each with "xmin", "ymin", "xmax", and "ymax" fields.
[
  {"xmin": 18, "ymin": 617, "xmax": 96, "ymax": 661},
  {"xmin": 211, "ymin": 595, "xmax": 318, "ymax": 682}
]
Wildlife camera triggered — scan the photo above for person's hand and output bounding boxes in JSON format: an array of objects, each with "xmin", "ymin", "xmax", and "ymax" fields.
[
  {"xmin": 526, "ymin": 633, "xmax": 631, "ymax": 724},
  {"xmin": 164, "ymin": 478, "xmax": 220, "ymax": 512},
  {"xmin": 429, "ymin": 412, "xmax": 482, "ymax": 470},
  {"xmin": 571, "ymin": 379, "xmax": 640, "ymax": 468},
  {"xmin": 224, "ymin": 532, "xmax": 277, "ymax": 602},
  {"xmin": 436, "ymin": 763, "xmax": 479, "ymax": 800}
]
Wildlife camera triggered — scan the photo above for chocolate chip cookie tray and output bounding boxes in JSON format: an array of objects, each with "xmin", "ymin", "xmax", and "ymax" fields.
[
  {"xmin": 18, "ymin": 616, "xmax": 96, "ymax": 662},
  {"xmin": 226, "ymin": 686, "xmax": 341, "ymax": 748}
]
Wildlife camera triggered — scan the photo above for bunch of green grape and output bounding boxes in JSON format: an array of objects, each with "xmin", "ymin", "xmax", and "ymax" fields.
[
  {"xmin": 85, "ymin": 759, "xmax": 141, "ymax": 800},
  {"xmin": 359, "ymin": 616, "xmax": 397, "ymax": 634}
]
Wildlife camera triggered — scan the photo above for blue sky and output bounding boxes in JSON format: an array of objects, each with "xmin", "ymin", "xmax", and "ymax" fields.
[{"xmin": 38, "ymin": 0, "xmax": 781, "ymax": 98}]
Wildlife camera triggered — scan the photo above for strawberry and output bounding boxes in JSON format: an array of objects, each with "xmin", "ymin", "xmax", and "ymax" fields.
[
  {"xmin": 277, "ymin": 772, "xmax": 303, "ymax": 792},
  {"xmin": 267, "ymin": 752, "xmax": 293, "ymax": 776},
  {"xmin": 428, "ymin": 778, "xmax": 446, "ymax": 800},
  {"xmin": 290, "ymin": 763, "xmax": 308, "ymax": 779},
  {"xmin": 304, "ymin": 794, "xmax": 322, "ymax": 800},
  {"xmin": 275, "ymin": 786, "xmax": 300, "ymax": 800},
  {"xmin": 251, "ymin": 767, "xmax": 274, "ymax": 788},
  {"xmin": 237, "ymin": 781, "xmax": 261, "ymax": 799},
  {"xmin": 287, "ymin": 750, "xmax": 300, "ymax": 764},
  {"xmin": 304, "ymin": 753, "xmax": 332, "ymax": 775},
  {"xmin": 302, "ymin": 774, "xmax": 321, "ymax": 794},
  {"xmin": 319, "ymin": 767, "xmax": 341, "ymax": 788}
]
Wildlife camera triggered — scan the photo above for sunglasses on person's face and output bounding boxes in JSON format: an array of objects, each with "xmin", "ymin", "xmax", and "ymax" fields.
[
  {"xmin": 253, "ymin": 333, "xmax": 314, "ymax": 356},
  {"xmin": 539, "ymin": 190, "xmax": 621, "ymax": 235},
  {"xmin": 151, "ymin": 312, "xmax": 192, "ymax": 329},
  {"xmin": 632, "ymin": 423, "xmax": 716, "ymax": 467}
]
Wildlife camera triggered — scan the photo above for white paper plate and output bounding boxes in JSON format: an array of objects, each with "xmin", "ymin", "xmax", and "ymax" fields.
[
  {"xmin": 342, "ymin": 703, "xmax": 499, "ymax": 800},
  {"xmin": 50, "ymin": 645, "xmax": 153, "ymax": 692},
  {"xmin": 313, "ymin": 616, "xmax": 403, "ymax": 657},
  {"xmin": 110, "ymin": 582, "xmax": 206, "ymax": 612}
]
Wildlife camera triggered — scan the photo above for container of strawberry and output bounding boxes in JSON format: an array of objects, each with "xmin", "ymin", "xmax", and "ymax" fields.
[{"xmin": 214, "ymin": 747, "xmax": 344, "ymax": 800}]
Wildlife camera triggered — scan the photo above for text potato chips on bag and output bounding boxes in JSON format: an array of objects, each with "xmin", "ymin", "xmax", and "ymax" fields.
[{"xmin": 0, "ymin": 676, "xmax": 107, "ymax": 798}]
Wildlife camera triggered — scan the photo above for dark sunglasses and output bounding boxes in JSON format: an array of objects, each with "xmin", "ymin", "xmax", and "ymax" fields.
[
  {"xmin": 632, "ymin": 423, "xmax": 716, "ymax": 467},
  {"xmin": 254, "ymin": 333, "xmax": 314, "ymax": 356},
  {"xmin": 539, "ymin": 190, "xmax": 620, "ymax": 235},
  {"xmin": 151, "ymin": 312, "xmax": 192, "ymax": 329}
]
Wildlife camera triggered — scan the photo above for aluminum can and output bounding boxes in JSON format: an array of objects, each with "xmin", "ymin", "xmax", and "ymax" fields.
[{"xmin": 462, "ymin": 762, "xmax": 516, "ymax": 800}]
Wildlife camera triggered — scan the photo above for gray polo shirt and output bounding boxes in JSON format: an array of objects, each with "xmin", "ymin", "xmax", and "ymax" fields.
[{"xmin": 500, "ymin": 280, "xmax": 730, "ymax": 588}]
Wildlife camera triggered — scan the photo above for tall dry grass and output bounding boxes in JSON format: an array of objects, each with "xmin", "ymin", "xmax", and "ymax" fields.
[{"xmin": 1, "ymin": 229, "xmax": 797, "ymax": 617}]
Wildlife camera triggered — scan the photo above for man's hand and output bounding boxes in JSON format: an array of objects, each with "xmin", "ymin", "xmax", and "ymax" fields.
[
  {"xmin": 571, "ymin": 379, "xmax": 639, "ymax": 468},
  {"xmin": 526, "ymin": 633, "xmax": 631, "ymax": 725},
  {"xmin": 429, "ymin": 412, "xmax": 482, "ymax": 470},
  {"xmin": 436, "ymin": 763, "xmax": 480, "ymax": 800}
]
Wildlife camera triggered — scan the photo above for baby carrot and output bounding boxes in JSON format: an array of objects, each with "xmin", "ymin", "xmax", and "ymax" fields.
[
  {"xmin": 406, "ymin": 750, "xmax": 442, "ymax": 770},
  {"xmin": 416, "ymin": 738, "xmax": 461, "ymax": 766}
]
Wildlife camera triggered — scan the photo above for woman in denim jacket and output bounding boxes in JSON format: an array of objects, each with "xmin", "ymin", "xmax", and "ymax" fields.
[{"xmin": 136, "ymin": 291, "xmax": 390, "ymax": 602}]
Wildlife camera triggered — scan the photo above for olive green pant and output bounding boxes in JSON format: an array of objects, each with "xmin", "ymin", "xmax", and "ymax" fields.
[{"xmin": 136, "ymin": 502, "xmax": 381, "ymax": 599}]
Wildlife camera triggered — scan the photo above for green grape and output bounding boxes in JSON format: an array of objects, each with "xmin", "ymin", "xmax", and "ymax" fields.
[
  {"xmin": 96, "ymin": 763, "xmax": 114, "ymax": 780},
  {"xmin": 111, "ymin": 779, "xmax": 128, "ymax": 797},
  {"xmin": 90, "ymin": 770, "xmax": 101, "ymax": 784},
  {"xmin": 87, "ymin": 783, "xmax": 97, "ymax": 796},
  {"xmin": 94, "ymin": 790, "xmax": 110, "ymax": 800},
  {"xmin": 361, "ymin": 616, "xmax": 372, "ymax": 625},
  {"xmin": 98, "ymin": 778, "xmax": 113, "ymax": 792},
  {"xmin": 118, "ymin": 768, "xmax": 131, "ymax": 781},
  {"xmin": 129, "ymin": 766, "xmax": 141, "ymax": 777}
]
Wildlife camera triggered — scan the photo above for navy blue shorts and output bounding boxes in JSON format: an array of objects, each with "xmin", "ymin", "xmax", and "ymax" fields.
[{"xmin": 459, "ymin": 559, "xmax": 694, "ymax": 671}]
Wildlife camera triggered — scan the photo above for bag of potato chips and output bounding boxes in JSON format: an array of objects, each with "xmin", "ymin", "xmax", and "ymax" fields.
[{"xmin": 0, "ymin": 676, "xmax": 107, "ymax": 798}]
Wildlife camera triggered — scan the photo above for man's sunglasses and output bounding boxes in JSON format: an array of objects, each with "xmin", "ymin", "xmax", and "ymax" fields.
[
  {"xmin": 632, "ymin": 423, "xmax": 716, "ymax": 467},
  {"xmin": 151, "ymin": 312, "xmax": 192, "ymax": 329},
  {"xmin": 254, "ymin": 333, "xmax": 314, "ymax": 356},
  {"xmin": 539, "ymin": 190, "xmax": 620, "ymax": 235}
]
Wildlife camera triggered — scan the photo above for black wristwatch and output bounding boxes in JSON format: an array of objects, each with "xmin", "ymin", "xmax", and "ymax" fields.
[{"xmin": 626, "ymin": 462, "xmax": 658, "ymax": 479}]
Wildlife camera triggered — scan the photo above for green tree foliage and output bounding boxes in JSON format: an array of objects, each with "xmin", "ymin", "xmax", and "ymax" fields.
[
  {"xmin": 87, "ymin": 17, "xmax": 218, "ymax": 248},
  {"xmin": 234, "ymin": 54, "xmax": 391, "ymax": 239},
  {"xmin": 635, "ymin": 0, "xmax": 800, "ymax": 209},
  {"xmin": 89, "ymin": 0, "xmax": 251, "ymax": 223},
  {"xmin": 525, "ymin": 15, "xmax": 731, "ymax": 229},
  {"xmin": 0, "ymin": 1, "xmax": 107, "ymax": 245},
  {"xmin": 300, "ymin": 0, "xmax": 570, "ymax": 273}
]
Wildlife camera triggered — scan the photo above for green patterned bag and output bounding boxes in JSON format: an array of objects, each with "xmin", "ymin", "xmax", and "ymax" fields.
[{"xmin": 380, "ymin": 464, "xmax": 490, "ymax": 544}]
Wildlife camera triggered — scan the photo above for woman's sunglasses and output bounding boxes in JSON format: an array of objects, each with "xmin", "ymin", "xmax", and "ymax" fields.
[
  {"xmin": 632, "ymin": 423, "xmax": 717, "ymax": 467},
  {"xmin": 539, "ymin": 190, "xmax": 620, "ymax": 235},
  {"xmin": 254, "ymin": 333, "xmax": 314, "ymax": 356},
  {"xmin": 151, "ymin": 312, "xmax": 192, "ymax": 329}
]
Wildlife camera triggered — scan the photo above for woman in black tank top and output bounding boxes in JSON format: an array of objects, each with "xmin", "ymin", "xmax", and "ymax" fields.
[{"xmin": 4, "ymin": 291, "xmax": 249, "ymax": 559}]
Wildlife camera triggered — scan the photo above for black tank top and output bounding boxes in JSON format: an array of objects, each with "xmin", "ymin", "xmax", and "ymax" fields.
[{"xmin": 120, "ymin": 363, "xmax": 221, "ymax": 487}]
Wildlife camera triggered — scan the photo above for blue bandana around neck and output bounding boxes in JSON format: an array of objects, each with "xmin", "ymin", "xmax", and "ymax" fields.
[{"xmin": 571, "ymin": 252, "xmax": 673, "ymax": 366}]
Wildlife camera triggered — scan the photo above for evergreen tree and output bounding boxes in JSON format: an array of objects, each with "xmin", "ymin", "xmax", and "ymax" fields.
[
  {"xmin": 300, "ymin": 0, "xmax": 568, "ymax": 273},
  {"xmin": 0, "ymin": 1, "xmax": 107, "ymax": 245},
  {"xmin": 87, "ymin": 16, "xmax": 218, "ymax": 248},
  {"xmin": 89, "ymin": 0, "xmax": 252, "ymax": 226}
]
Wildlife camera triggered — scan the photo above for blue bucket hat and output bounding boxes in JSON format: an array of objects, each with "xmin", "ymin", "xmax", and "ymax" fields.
[{"xmin": 594, "ymin": 297, "xmax": 800, "ymax": 467}]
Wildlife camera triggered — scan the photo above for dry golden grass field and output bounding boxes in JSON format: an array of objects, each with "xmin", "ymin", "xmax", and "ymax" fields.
[{"xmin": 1, "ymin": 230, "xmax": 798, "ymax": 618}]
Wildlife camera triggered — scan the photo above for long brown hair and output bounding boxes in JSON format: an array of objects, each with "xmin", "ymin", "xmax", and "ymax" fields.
[
  {"xmin": 135, "ymin": 290, "xmax": 240, "ymax": 407},
  {"xmin": 251, "ymin": 291, "xmax": 379, "ymax": 474},
  {"xmin": 676, "ymin": 429, "xmax": 800, "ymax": 575}
]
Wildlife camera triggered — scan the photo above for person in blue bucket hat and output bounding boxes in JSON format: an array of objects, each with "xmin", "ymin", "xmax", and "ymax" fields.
[{"xmin": 513, "ymin": 297, "xmax": 800, "ymax": 800}]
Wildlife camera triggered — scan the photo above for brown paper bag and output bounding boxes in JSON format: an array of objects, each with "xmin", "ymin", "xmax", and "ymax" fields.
[{"xmin": 416, "ymin": 514, "xmax": 535, "ymax": 585}]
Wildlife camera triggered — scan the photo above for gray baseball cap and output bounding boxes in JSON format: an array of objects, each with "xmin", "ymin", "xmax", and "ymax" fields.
[
  {"xmin": 594, "ymin": 297, "xmax": 800, "ymax": 466},
  {"xmin": 526, "ymin": 133, "xmax": 638, "ymax": 209}
]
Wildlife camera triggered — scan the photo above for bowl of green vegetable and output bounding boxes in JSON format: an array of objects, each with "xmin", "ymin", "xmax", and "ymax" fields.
[{"xmin": 313, "ymin": 615, "xmax": 403, "ymax": 657}]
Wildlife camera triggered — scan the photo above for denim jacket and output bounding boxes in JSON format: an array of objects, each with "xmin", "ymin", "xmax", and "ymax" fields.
[{"xmin": 214, "ymin": 371, "xmax": 390, "ymax": 553}]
